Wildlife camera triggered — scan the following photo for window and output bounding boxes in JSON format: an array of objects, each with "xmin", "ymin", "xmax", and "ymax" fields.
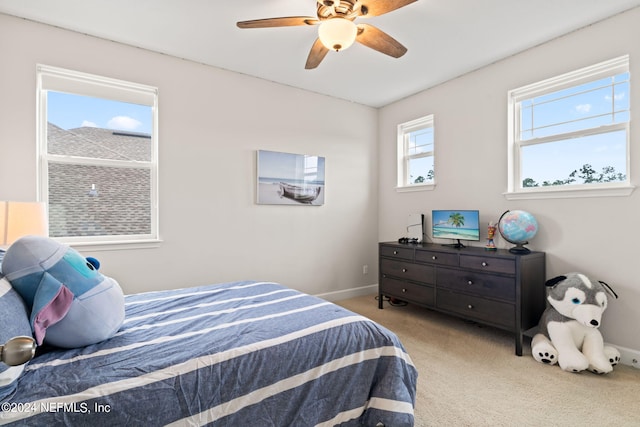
[
  {"xmin": 397, "ymin": 115, "xmax": 435, "ymax": 191},
  {"xmin": 37, "ymin": 65, "xmax": 159, "ymax": 245},
  {"xmin": 507, "ymin": 55, "xmax": 632, "ymax": 199}
]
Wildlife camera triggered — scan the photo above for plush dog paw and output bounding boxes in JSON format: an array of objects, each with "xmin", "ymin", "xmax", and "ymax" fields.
[
  {"xmin": 558, "ymin": 353, "xmax": 589, "ymax": 373},
  {"xmin": 534, "ymin": 349, "xmax": 557, "ymax": 365},
  {"xmin": 604, "ymin": 346, "xmax": 621, "ymax": 366},
  {"xmin": 588, "ymin": 356, "xmax": 614, "ymax": 374},
  {"xmin": 531, "ymin": 334, "xmax": 558, "ymax": 365},
  {"xmin": 587, "ymin": 347, "xmax": 620, "ymax": 373},
  {"xmin": 588, "ymin": 364, "xmax": 613, "ymax": 374}
]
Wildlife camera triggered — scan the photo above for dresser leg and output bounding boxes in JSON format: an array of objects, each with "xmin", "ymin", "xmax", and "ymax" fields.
[
  {"xmin": 378, "ymin": 293, "xmax": 384, "ymax": 309},
  {"xmin": 515, "ymin": 333, "xmax": 523, "ymax": 356}
]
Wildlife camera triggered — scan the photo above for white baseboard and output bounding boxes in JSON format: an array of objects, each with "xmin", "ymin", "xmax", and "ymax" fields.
[
  {"xmin": 613, "ymin": 344, "xmax": 640, "ymax": 369},
  {"xmin": 315, "ymin": 284, "xmax": 378, "ymax": 302}
]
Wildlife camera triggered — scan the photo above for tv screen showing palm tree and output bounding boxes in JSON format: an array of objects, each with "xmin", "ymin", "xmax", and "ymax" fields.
[{"xmin": 432, "ymin": 210, "xmax": 480, "ymax": 242}]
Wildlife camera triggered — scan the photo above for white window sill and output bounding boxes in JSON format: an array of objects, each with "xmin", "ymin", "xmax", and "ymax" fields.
[
  {"xmin": 61, "ymin": 239, "xmax": 162, "ymax": 252},
  {"xmin": 504, "ymin": 184, "xmax": 635, "ymax": 200},
  {"xmin": 396, "ymin": 183, "xmax": 435, "ymax": 193}
]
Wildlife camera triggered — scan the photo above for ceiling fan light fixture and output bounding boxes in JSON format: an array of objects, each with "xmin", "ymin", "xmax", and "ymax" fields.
[{"xmin": 318, "ymin": 18, "xmax": 357, "ymax": 52}]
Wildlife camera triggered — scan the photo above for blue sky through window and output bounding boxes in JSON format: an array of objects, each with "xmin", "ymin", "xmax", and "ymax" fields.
[
  {"xmin": 521, "ymin": 131, "xmax": 626, "ymax": 184},
  {"xmin": 518, "ymin": 72, "xmax": 629, "ymax": 185},
  {"xmin": 48, "ymin": 92, "xmax": 152, "ymax": 134}
]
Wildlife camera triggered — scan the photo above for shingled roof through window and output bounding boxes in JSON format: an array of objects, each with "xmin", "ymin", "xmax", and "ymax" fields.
[
  {"xmin": 46, "ymin": 123, "xmax": 152, "ymax": 238},
  {"xmin": 48, "ymin": 122, "xmax": 151, "ymax": 161}
]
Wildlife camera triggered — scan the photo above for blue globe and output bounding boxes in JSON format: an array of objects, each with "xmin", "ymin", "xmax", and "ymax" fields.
[{"xmin": 498, "ymin": 210, "xmax": 538, "ymax": 253}]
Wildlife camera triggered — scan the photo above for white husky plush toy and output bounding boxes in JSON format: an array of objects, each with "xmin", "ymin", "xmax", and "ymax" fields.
[{"xmin": 531, "ymin": 273, "xmax": 620, "ymax": 374}]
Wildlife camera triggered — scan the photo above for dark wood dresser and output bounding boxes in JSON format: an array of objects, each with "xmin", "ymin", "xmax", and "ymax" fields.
[{"xmin": 378, "ymin": 242, "xmax": 546, "ymax": 355}]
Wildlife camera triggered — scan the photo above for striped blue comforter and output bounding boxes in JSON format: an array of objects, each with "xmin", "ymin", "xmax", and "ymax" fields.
[{"xmin": 1, "ymin": 281, "xmax": 417, "ymax": 426}]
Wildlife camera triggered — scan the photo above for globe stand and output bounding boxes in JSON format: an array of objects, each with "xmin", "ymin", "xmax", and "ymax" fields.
[{"xmin": 508, "ymin": 242, "xmax": 531, "ymax": 254}]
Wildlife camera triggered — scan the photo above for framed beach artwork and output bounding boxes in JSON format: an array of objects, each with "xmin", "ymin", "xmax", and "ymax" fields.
[{"xmin": 256, "ymin": 150, "xmax": 325, "ymax": 206}]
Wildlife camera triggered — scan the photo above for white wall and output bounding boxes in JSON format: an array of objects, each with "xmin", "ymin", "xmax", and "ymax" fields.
[
  {"xmin": 378, "ymin": 8, "xmax": 640, "ymax": 356},
  {"xmin": 0, "ymin": 13, "xmax": 379, "ymax": 299}
]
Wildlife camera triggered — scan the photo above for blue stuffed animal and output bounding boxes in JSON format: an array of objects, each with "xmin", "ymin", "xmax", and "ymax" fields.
[{"xmin": 1, "ymin": 236, "xmax": 124, "ymax": 348}]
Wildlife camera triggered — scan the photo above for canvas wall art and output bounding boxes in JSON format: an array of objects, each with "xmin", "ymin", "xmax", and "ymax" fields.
[{"xmin": 257, "ymin": 150, "xmax": 325, "ymax": 206}]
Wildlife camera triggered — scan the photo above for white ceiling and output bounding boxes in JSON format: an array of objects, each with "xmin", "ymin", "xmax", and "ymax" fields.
[{"xmin": 1, "ymin": 0, "xmax": 639, "ymax": 107}]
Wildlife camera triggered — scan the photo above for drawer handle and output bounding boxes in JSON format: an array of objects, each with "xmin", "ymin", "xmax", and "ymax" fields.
[
  {"xmin": 467, "ymin": 304, "xmax": 474, "ymax": 309},
  {"xmin": 467, "ymin": 280, "xmax": 473, "ymax": 285},
  {"xmin": 432, "ymin": 255, "xmax": 437, "ymax": 260},
  {"xmin": 402, "ymin": 288, "xmax": 407, "ymax": 293},
  {"xmin": 402, "ymin": 268, "xmax": 408, "ymax": 273},
  {"xmin": 481, "ymin": 262, "xmax": 488, "ymax": 267},
  {"xmin": 393, "ymin": 250, "xmax": 398, "ymax": 255}
]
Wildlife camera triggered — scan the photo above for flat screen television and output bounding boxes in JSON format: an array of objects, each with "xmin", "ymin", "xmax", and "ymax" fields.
[{"xmin": 432, "ymin": 210, "xmax": 480, "ymax": 248}]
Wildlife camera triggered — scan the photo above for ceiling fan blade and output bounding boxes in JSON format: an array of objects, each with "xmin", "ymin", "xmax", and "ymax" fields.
[
  {"xmin": 356, "ymin": 23, "xmax": 407, "ymax": 58},
  {"xmin": 305, "ymin": 39, "xmax": 330, "ymax": 69},
  {"xmin": 359, "ymin": 0, "xmax": 418, "ymax": 17},
  {"xmin": 237, "ymin": 16, "xmax": 319, "ymax": 29}
]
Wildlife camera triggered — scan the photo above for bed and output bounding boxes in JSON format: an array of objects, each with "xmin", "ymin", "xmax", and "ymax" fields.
[{"xmin": 1, "ymin": 280, "xmax": 417, "ymax": 426}]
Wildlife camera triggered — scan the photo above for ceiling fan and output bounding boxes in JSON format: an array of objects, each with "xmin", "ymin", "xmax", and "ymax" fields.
[{"xmin": 237, "ymin": 0, "xmax": 417, "ymax": 69}]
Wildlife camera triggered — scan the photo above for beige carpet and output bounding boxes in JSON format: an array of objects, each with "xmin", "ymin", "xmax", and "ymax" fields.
[{"xmin": 336, "ymin": 294, "xmax": 640, "ymax": 427}]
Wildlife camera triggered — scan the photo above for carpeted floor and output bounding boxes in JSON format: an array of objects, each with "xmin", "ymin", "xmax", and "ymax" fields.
[{"xmin": 336, "ymin": 294, "xmax": 640, "ymax": 427}]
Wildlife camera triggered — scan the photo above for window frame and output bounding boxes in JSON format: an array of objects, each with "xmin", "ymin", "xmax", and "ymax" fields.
[
  {"xmin": 36, "ymin": 64, "xmax": 160, "ymax": 248},
  {"xmin": 396, "ymin": 114, "xmax": 435, "ymax": 192},
  {"xmin": 506, "ymin": 55, "xmax": 634, "ymax": 200}
]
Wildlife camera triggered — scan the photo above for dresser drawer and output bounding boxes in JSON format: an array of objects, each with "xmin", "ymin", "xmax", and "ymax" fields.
[
  {"xmin": 437, "ymin": 267, "xmax": 516, "ymax": 301},
  {"xmin": 379, "ymin": 245, "xmax": 414, "ymax": 261},
  {"xmin": 460, "ymin": 254, "xmax": 515, "ymax": 275},
  {"xmin": 436, "ymin": 289, "xmax": 515, "ymax": 329},
  {"xmin": 415, "ymin": 249, "xmax": 458, "ymax": 266},
  {"xmin": 380, "ymin": 277, "xmax": 435, "ymax": 306},
  {"xmin": 381, "ymin": 258, "xmax": 435, "ymax": 284}
]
